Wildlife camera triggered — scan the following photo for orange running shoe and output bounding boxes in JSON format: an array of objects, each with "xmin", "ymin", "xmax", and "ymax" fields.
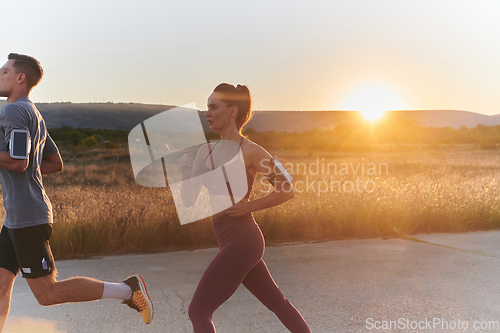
[{"xmin": 122, "ymin": 274, "xmax": 154, "ymax": 324}]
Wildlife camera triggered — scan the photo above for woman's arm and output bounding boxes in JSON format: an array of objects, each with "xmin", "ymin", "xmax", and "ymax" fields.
[{"xmin": 225, "ymin": 144, "xmax": 294, "ymax": 217}]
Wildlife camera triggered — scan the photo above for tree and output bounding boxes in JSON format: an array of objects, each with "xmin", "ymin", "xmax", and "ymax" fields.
[
  {"xmin": 68, "ymin": 130, "xmax": 83, "ymax": 146},
  {"xmin": 82, "ymin": 136, "xmax": 97, "ymax": 147}
]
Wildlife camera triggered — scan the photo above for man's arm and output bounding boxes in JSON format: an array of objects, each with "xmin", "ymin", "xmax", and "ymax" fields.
[
  {"xmin": 0, "ymin": 151, "xmax": 28, "ymax": 172},
  {"xmin": 41, "ymin": 151, "xmax": 63, "ymax": 175},
  {"xmin": 41, "ymin": 134, "xmax": 62, "ymax": 175}
]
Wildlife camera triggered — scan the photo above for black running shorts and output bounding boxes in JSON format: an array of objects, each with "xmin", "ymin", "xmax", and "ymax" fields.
[{"xmin": 0, "ymin": 224, "xmax": 55, "ymax": 279}]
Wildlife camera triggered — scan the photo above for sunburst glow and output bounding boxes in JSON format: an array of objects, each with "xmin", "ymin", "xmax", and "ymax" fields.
[{"xmin": 340, "ymin": 83, "xmax": 407, "ymax": 121}]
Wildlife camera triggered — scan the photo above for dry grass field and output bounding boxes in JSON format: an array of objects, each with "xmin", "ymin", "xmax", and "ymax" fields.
[{"xmin": 1, "ymin": 146, "xmax": 498, "ymax": 259}]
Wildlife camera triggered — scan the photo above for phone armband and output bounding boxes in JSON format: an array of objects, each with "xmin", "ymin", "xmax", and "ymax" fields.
[
  {"xmin": 9, "ymin": 129, "xmax": 31, "ymax": 160},
  {"xmin": 266, "ymin": 156, "xmax": 293, "ymax": 185}
]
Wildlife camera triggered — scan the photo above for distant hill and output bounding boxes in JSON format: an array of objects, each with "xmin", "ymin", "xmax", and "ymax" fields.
[
  {"xmin": 36, "ymin": 102, "xmax": 180, "ymax": 130},
  {"xmin": 0, "ymin": 100, "xmax": 499, "ymax": 131},
  {"xmin": 247, "ymin": 110, "xmax": 500, "ymax": 132},
  {"xmin": 390, "ymin": 110, "xmax": 500, "ymax": 129},
  {"xmin": 246, "ymin": 111, "xmax": 359, "ymax": 132}
]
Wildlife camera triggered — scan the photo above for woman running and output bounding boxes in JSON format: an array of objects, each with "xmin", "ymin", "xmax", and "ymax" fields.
[{"xmin": 179, "ymin": 83, "xmax": 311, "ymax": 333}]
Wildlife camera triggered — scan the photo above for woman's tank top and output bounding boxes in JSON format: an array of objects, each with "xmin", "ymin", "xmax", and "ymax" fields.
[
  {"xmin": 200, "ymin": 136, "xmax": 254, "ymax": 200},
  {"xmin": 200, "ymin": 137, "xmax": 258, "ymax": 247}
]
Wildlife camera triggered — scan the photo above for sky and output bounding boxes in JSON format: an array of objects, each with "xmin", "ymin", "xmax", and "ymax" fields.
[{"xmin": 2, "ymin": 0, "xmax": 499, "ymax": 116}]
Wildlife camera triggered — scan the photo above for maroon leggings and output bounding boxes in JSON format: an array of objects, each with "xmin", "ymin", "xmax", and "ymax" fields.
[{"xmin": 188, "ymin": 213, "xmax": 311, "ymax": 333}]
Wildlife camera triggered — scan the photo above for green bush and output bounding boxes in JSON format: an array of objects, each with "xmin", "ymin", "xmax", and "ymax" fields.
[
  {"xmin": 82, "ymin": 136, "xmax": 98, "ymax": 147},
  {"xmin": 105, "ymin": 141, "xmax": 121, "ymax": 149},
  {"xmin": 68, "ymin": 130, "xmax": 83, "ymax": 146}
]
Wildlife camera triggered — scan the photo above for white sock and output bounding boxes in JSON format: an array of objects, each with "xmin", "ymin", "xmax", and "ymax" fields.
[{"xmin": 101, "ymin": 282, "xmax": 133, "ymax": 300}]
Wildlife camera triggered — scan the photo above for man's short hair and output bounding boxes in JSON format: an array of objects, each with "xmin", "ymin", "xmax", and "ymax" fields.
[{"xmin": 8, "ymin": 53, "xmax": 44, "ymax": 89}]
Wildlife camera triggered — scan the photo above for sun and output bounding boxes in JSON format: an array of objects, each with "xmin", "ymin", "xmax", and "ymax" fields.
[{"xmin": 340, "ymin": 82, "xmax": 407, "ymax": 121}]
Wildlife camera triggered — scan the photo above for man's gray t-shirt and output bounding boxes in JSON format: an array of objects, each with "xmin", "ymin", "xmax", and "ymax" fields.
[{"xmin": 0, "ymin": 97, "xmax": 58, "ymax": 229}]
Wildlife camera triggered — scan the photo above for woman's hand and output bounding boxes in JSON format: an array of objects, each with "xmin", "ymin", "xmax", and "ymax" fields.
[
  {"xmin": 226, "ymin": 198, "xmax": 252, "ymax": 217},
  {"xmin": 178, "ymin": 152, "xmax": 194, "ymax": 178}
]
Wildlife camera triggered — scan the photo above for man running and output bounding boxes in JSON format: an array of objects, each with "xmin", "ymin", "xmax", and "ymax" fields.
[{"xmin": 0, "ymin": 53, "xmax": 153, "ymax": 332}]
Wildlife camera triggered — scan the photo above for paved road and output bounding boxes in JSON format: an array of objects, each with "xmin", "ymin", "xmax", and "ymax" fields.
[{"xmin": 5, "ymin": 231, "xmax": 500, "ymax": 332}]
